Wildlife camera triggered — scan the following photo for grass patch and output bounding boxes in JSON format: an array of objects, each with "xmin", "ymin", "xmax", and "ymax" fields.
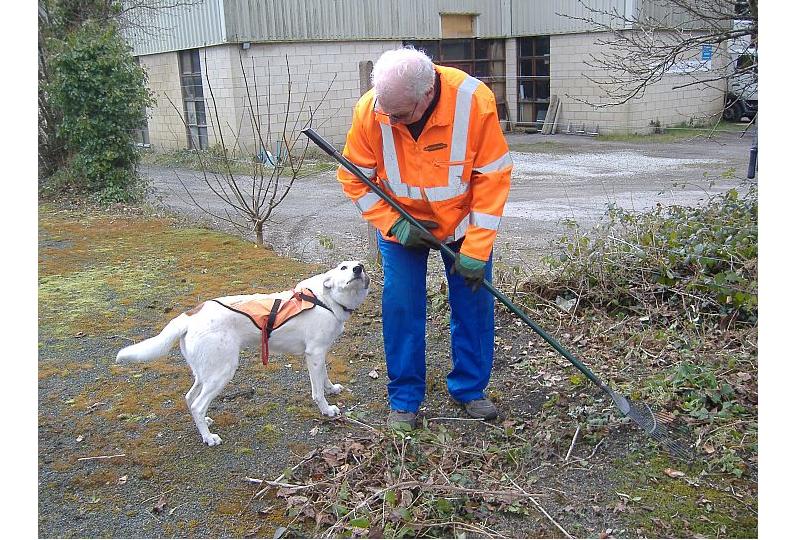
[
  {"xmin": 39, "ymin": 203, "xmax": 318, "ymax": 337},
  {"xmin": 38, "ymin": 201, "xmax": 328, "ymax": 537},
  {"xmin": 597, "ymin": 121, "xmax": 747, "ymax": 143},
  {"xmin": 613, "ymin": 452, "xmax": 757, "ymax": 537}
]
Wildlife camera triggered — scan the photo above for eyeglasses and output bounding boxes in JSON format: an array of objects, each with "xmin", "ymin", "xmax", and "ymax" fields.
[{"xmin": 374, "ymin": 100, "xmax": 421, "ymax": 125}]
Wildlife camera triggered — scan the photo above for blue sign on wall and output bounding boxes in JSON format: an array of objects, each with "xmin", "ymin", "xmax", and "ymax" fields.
[{"xmin": 701, "ymin": 44, "xmax": 712, "ymax": 61}]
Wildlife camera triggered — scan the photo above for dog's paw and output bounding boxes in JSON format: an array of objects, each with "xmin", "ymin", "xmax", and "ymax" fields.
[
  {"xmin": 322, "ymin": 405, "xmax": 340, "ymax": 417},
  {"xmin": 205, "ymin": 416, "xmax": 214, "ymax": 426},
  {"xmin": 326, "ymin": 383, "xmax": 344, "ymax": 395},
  {"xmin": 203, "ymin": 433, "xmax": 223, "ymax": 446}
]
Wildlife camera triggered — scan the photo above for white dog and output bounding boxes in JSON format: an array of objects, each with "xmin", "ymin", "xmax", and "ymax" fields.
[{"xmin": 116, "ymin": 261, "xmax": 370, "ymax": 446}]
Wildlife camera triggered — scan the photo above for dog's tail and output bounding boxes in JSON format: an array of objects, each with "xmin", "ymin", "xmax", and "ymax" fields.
[{"xmin": 116, "ymin": 313, "xmax": 190, "ymax": 364}]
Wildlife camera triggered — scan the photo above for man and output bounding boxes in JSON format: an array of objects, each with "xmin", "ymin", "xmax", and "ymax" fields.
[{"xmin": 336, "ymin": 47, "xmax": 512, "ymax": 428}]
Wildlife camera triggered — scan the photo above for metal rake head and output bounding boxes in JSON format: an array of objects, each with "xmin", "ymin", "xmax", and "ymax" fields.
[{"xmin": 609, "ymin": 390, "xmax": 693, "ymax": 462}]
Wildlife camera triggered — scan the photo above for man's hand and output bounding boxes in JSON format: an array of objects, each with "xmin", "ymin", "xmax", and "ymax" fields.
[
  {"xmin": 452, "ymin": 253, "xmax": 486, "ymax": 292},
  {"xmin": 389, "ymin": 218, "xmax": 440, "ymax": 250}
]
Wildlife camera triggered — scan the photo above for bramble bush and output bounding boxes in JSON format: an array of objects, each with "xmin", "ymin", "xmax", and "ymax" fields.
[
  {"xmin": 540, "ymin": 186, "xmax": 757, "ymax": 329},
  {"xmin": 47, "ymin": 21, "xmax": 153, "ymax": 203}
]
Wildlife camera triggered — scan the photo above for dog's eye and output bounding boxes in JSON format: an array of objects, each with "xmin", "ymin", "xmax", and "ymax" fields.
[{"xmin": 340, "ymin": 265, "xmax": 347, "ymax": 270}]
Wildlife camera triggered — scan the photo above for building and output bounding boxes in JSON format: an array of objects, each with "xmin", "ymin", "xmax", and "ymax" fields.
[{"xmin": 125, "ymin": 0, "xmax": 726, "ymax": 153}]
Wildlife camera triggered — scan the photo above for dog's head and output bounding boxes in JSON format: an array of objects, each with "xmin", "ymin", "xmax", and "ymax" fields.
[{"xmin": 322, "ymin": 260, "xmax": 370, "ymax": 311}]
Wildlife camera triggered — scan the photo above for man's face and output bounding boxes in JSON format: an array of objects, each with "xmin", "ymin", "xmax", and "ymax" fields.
[{"xmin": 376, "ymin": 85, "xmax": 433, "ymax": 125}]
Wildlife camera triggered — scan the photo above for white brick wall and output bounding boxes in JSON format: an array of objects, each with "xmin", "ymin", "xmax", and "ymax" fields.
[
  {"xmin": 140, "ymin": 32, "xmax": 725, "ymax": 148},
  {"xmin": 139, "ymin": 51, "xmax": 187, "ymax": 150},
  {"xmin": 549, "ymin": 31, "xmax": 725, "ymax": 134},
  {"xmin": 141, "ymin": 40, "xmax": 401, "ymax": 154}
]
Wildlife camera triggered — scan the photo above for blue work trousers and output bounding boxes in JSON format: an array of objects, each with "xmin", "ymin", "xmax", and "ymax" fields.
[{"xmin": 377, "ymin": 232, "xmax": 495, "ymax": 413}]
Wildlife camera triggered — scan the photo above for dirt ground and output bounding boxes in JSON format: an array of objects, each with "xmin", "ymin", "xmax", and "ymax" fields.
[{"xmin": 38, "ymin": 184, "xmax": 757, "ymax": 537}]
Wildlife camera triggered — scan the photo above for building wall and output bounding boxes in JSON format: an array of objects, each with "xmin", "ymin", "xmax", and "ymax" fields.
[
  {"xmin": 140, "ymin": 30, "xmax": 726, "ymax": 150},
  {"xmin": 142, "ymin": 41, "xmax": 400, "ymax": 153},
  {"xmin": 549, "ymin": 31, "xmax": 725, "ymax": 134},
  {"xmin": 139, "ymin": 51, "xmax": 187, "ymax": 150},
  {"xmin": 504, "ymin": 38, "xmax": 518, "ymax": 126}
]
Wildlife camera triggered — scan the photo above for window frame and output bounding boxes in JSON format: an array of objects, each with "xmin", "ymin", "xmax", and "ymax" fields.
[
  {"xmin": 403, "ymin": 38, "xmax": 508, "ymax": 121},
  {"xmin": 517, "ymin": 36, "xmax": 551, "ymax": 129},
  {"xmin": 179, "ymin": 49, "xmax": 208, "ymax": 150}
]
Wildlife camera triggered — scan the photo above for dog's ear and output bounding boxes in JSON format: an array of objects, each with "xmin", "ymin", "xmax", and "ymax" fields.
[{"xmin": 323, "ymin": 274, "xmax": 334, "ymax": 289}]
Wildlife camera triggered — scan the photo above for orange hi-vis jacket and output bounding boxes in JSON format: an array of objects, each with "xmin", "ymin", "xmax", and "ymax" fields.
[
  {"xmin": 337, "ymin": 65, "xmax": 513, "ymax": 262},
  {"xmin": 212, "ymin": 288, "xmax": 333, "ymax": 365}
]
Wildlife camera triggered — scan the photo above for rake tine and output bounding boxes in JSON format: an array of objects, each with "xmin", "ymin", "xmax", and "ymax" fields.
[{"xmin": 612, "ymin": 390, "xmax": 693, "ymax": 461}]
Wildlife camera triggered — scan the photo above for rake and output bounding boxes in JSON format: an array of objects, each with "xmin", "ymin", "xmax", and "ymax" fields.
[{"xmin": 303, "ymin": 128, "xmax": 692, "ymax": 461}]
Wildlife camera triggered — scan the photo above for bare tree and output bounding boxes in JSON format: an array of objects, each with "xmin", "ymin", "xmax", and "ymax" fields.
[
  {"xmin": 563, "ymin": 0, "xmax": 757, "ymax": 117},
  {"xmin": 117, "ymin": 0, "xmax": 205, "ymax": 36},
  {"xmin": 166, "ymin": 53, "xmax": 337, "ymax": 247}
]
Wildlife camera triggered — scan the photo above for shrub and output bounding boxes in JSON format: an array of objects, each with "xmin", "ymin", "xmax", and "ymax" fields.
[
  {"xmin": 539, "ymin": 186, "xmax": 757, "ymax": 329},
  {"xmin": 48, "ymin": 21, "xmax": 153, "ymax": 203}
]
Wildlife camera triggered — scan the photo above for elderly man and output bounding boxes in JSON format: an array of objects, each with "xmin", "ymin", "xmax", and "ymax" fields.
[{"xmin": 336, "ymin": 47, "xmax": 512, "ymax": 428}]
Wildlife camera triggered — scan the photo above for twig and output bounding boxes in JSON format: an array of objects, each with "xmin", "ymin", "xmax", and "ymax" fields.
[
  {"xmin": 109, "ymin": 334, "xmax": 136, "ymax": 343},
  {"xmin": 506, "ymin": 475, "xmax": 573, "ymax": 539},
  {"xmin": 140, "ymin": 487, "xmax": 177, "ymax": 505},
  {"xmin": 564, "ymin": 437, "xmax": 605, "ymax": 466},
  {"xmin": 77, "ymin": 453, "xmax": 126, "ymax": 462},
  {"xmin": 530, "ymin": 496, "xmax": 574, "ymax": 539},
  {"xmin": 322, "ymin": 479, "xmax": 542, "ymax": 537},
  {"xmin": 249, "ymin": 449, "xmax": 320, "ymax": 500},
  {"xmin": 426, "ymin": 416, "xmax": 484, "ymax": 422},
  {"xmin": 341, "ymin": 413, "xmax": 381, "ymax": 434},
  {"xmin": 564, "ymin": 423, "xmax": 580, "ymax": 462}
]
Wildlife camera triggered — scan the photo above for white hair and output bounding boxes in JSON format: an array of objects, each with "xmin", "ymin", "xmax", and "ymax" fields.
[{"xmin": 371, "ymin": 47, "xmax": 435, "ymax": 104}]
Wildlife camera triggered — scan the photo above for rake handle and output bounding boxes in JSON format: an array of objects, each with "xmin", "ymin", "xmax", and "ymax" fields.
[{"xmin": 302, "ymin": 128, "xmax": 607, "ymax": 389}]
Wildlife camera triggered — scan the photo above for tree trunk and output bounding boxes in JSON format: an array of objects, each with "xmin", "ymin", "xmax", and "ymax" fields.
[{"xmin": 255, "ymin": 220, "xmax": 264, "ymax": 247}]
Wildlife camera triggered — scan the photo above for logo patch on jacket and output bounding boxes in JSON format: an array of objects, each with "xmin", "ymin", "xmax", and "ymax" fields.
[{"xmin": 423, "ymin": 143, "xmax": 448, "ymax": 152}]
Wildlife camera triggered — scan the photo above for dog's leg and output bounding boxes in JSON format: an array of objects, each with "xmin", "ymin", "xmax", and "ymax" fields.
[
  {"xmin": 324, "ymin": 377, "xmax": 344, "ymax": 396},
  {"xmin": 185, "ymin": 378, "xmax": 202, "ymax": 409},
  {"xmin": 188, "ymin": 350, "xmax": 238, "ymax": 446},
  {"xmin": 189, "ymin": 373, "xmax": 234, "ymax": 446},
  {"xmin": 305, "ymin": 350, "xmax": 340, "ymax": 417},
  {"xmin": 185, "ymin": 379, "xmax": 215, "ymax": 426}
]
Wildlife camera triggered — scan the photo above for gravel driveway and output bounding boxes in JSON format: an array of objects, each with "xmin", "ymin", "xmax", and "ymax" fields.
[{"xmin": 144, "ymin": 130, "xmax": 753, "ymax": 269}]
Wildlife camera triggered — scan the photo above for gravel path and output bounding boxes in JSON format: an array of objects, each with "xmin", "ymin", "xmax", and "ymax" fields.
[{"xmin": 143, "ymin": 130, "xmax": 752, "ymax": 271}]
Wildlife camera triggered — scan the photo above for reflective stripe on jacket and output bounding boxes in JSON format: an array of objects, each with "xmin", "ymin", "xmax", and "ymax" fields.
[{"xmin": 336, "ymin": 65, "xmax": 512, "ymax": 262}]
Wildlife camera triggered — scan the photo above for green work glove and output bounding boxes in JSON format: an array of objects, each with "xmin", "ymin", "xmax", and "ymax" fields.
[
  {"xmin": 452, "ymin": 253, "xmax": 486, "ymax": 292},
  {"xmin": 389, "ymin": 218, "xmax": 440, "ymax": 250}
]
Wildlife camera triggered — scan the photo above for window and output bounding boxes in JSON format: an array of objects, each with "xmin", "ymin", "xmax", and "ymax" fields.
[
  {"xmin": 517, "ymin": 36, "xmax": 550, "ymax": 128},
  {"xmin": 179, "ymin": 49, "xmax": 208, "ymax": 150},
  {"xmin": 403, "ymin": 39, "xmax": 507, "ymax": 121},
  {"xmin": 132, "ymin": 57, "xmax": 150, "ymax": 147}
]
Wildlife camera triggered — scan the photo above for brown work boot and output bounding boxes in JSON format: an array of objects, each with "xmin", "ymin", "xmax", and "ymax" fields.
[
  {"xmin": 463, "ymin": 398, "xmax": 498, "ymax": 420},
  {"xmin": 387, "ymin": 410, "xmax": 418, "ymax": 430}
]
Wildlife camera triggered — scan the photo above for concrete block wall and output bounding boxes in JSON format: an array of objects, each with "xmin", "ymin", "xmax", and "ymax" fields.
[
  {"xmin": 503, "ymin": 38, "xmax": 518, "ymax": 128},
  {"xmin": 229, "ymin": 40, "xmax": 401, "ymax": 156},
  {"xmin": 549, "ymin": 31, "xmax": 725, "ymax": 134},
  {"xmin": 139, "ymin": 51, "xmax": 188, "ymax": 150},
  {"xmin": 198, "ymin": 45, "xmax": 241, "ymax": 150},
  {"xmin": 140, "ymin": 40, "xmax": 402, "ymax": 155}
]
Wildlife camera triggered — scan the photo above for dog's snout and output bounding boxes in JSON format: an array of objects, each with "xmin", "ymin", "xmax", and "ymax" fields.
[{"xmin": 353, "ymin": 264, "xmax": 363, "ymax": 275}]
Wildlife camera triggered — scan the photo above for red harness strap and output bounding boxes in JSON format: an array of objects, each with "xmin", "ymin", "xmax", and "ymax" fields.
[
  {"xmin": 260, "ymin": 297, "xmax": 283, "ymax": 365},
  {"xmin": 212, "ymin": 288, "xmax": 333, "ymax": 366}
]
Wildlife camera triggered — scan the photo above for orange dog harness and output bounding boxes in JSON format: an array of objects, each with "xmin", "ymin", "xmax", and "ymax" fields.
[{"xmin": 212, "ymin": 288, "xmax": 333, "ymax": 365}]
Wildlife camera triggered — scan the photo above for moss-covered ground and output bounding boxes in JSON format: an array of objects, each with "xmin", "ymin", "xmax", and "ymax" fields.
[{"xmin": 38, "ymin": 202, "xmax": 756, "ymax": 538}]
